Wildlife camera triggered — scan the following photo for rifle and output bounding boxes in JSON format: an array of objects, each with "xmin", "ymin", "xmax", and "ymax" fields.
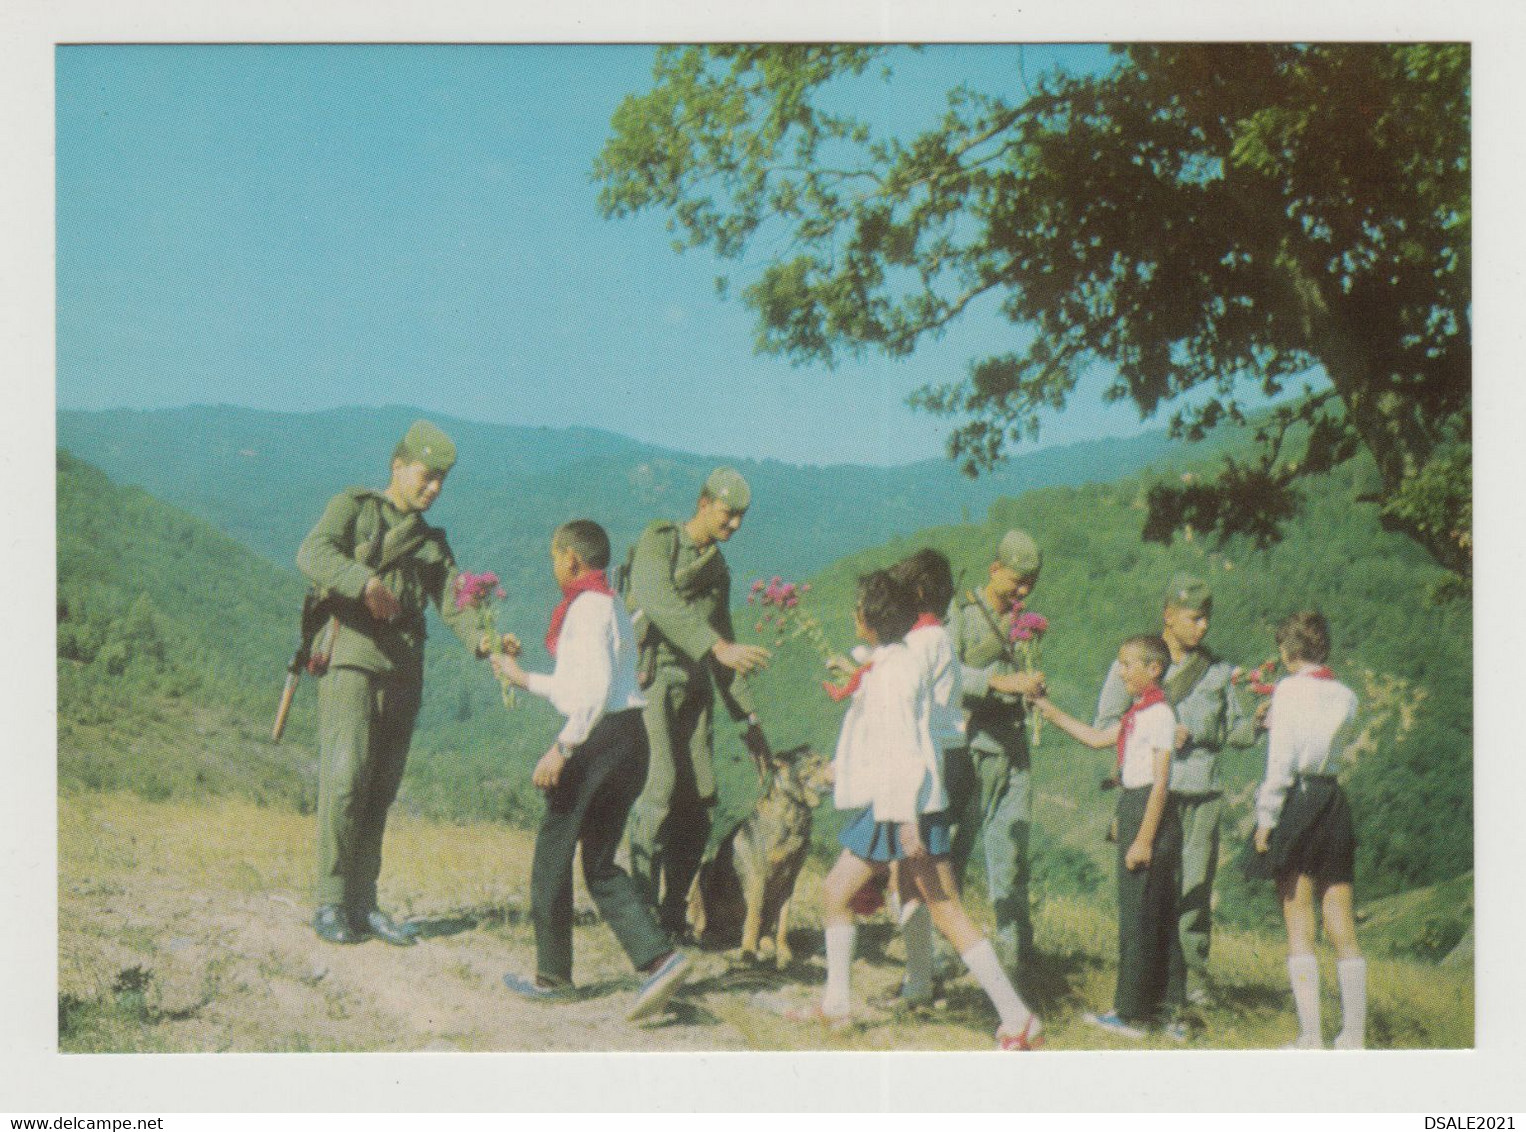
[
  {"xmin": 272, "ymin": 591, "xmax": 336, "ymax": 742},
  {"xmin": 271, "ymin": 503, "xmax": 433, "ymax": 743}
]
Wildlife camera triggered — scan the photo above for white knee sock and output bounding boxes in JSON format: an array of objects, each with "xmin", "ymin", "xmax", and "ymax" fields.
[
  {"xmin": 822, "ymin": 922, "xmax": 856, "ymax": 1017},
  {"xmin": 1335, "ymin": 957, "xmax": 1367, "ymax": 1049},
  {"xmin": 961, "ymin": 938, "xmax": 1035, "ymax": 1035},
  {"xmin": 1287, "ymin": 955, "xmax": 1322, "ymax": 1046},
  {"xmin": 901, "ymin": 902, "xmax": 934, "ymax": 1000}
]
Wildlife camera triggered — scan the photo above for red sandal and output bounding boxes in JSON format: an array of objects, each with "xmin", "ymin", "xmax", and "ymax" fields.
[{"xmin": 997, "ymin": 1015, "xmax": 1045, "ymax": 1051}]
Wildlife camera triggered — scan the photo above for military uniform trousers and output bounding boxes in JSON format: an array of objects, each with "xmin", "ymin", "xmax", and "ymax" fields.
[
  {"xmin": 530, "ymin": 709, "xmax": 670, "ymax": 983},
  {"xmin": 315, "ymin": 664, "xmax": 422, "ymax": 910},
  {"xmin": 1175, "ymin": 790, "xmax": 1223, "ymax": 995},
  {"xmin": 1114, "ymin": 787, "xmax": 1186, "ymax": 1024},
  {"xmin": 945, "ymin": 746, "xmax": 1035, "ymax": 972},
  {"xmin": 627, "ymin": 663, "xmax": 718, "ymax": 935}
]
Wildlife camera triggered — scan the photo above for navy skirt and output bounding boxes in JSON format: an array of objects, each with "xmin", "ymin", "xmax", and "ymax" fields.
[{"xmin": 1242, "ymin": 775, "xmax": 1356, "ymax": 886}]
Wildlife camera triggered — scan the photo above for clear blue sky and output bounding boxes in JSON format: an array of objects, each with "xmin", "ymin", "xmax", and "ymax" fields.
[{"xmin": 58, "ymin": 43, "xmax": 1228, "ymax": 467}]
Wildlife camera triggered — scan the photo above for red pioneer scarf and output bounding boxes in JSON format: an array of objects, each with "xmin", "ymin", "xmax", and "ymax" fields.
[
  {"xmin": 545, "ymin": 569, "xmax": 615, "ymax": 657},
  {"xmin": 825, "ymin": 663, "xmax": 873, "ymax": 702},
  {"xmin": 1116, "ymin": 683, "xmax": 1167, "ymax": 770},
  {"xmin": 912, "ymin": 613, "xmax": 942, "ymax": 631},
  {"xmin": 1302, "ymin": 666, "xmax": 1335, "ymax": 680}
]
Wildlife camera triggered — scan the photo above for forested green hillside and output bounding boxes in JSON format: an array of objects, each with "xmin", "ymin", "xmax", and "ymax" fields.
[
  {"xmin": 728, "ymin": 453, "xmax": 1471, "ymax": 920},
  {"xmin": 57, "ymin": 405, "xmax": 1181, "ymax": 654}
]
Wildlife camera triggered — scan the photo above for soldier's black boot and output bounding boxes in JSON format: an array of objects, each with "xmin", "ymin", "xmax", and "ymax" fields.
[
  {"xmin": 314, "ymin": 904, "xmax": 364, "ymax": 944},
  {"xmin": 359, "ymin": 908, "xmax": 418, "ymax": 947}
]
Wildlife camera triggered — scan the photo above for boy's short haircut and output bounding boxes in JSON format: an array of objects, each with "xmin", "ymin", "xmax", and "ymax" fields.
[
  {"xmin": 1276, "ymin": 610, "xmax": 1331, "ymax": 665},
  {"xmin": 889, "ymin": 548, "xmax": 955, "ymax": 617},
  {"xmin": 553, "ymin": 519, "xmax": 612, "ymax": 570},
  {"xmin": 1122, "ymin": 633, "xmax": 1171, "ymax": 675},
  {"xmin": 856, "ymin": 569, "xmax": 918, "ymax": 645}
]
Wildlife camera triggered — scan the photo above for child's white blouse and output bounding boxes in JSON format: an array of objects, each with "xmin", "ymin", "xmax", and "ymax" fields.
[
  {"xmin": 1119, "ymin": 701, "xmax": 1177, "ymax": 789},
  {"xmin": 905, "ymin": 622, "xmax": 966, "ymax": 755},
  {"xmin": 1255, "ymin": 670, "xmax": 1359, "ymax": 831},
  {"xmin": 833, "ymin": 641, "xmax": 945, "ymax": 822},
  {"xmin": 521, "ymin": 592, "xmax": 647, "ymax": 749}
]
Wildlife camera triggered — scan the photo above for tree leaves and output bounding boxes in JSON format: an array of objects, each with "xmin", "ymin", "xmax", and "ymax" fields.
[{"xmin": 594, "ymin": 44, "xmax": 1471, "ymax": 579}]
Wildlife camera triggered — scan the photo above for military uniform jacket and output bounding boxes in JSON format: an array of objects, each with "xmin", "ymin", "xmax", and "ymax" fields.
[
  {"xmin": 625, "ymin": 519, "xmax": 755, "ymax": 719},
  {"xmin": 296, "ymin": 487, "xmax": 477, "ymax": 676},
  {"xmin": 954, "ymin": 591, "xmax": 1029, "ymax": 762},
  {"xmin": 1095, "ymin": 647, "xmax": 1257, "ymax": 794}
]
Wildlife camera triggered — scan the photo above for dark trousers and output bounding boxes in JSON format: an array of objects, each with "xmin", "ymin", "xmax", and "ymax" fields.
[
  {"xmin": 531, "ymin": 709, "xmax": 670, "ymax": 984},
  {"xmin": 1114, "ymin": 787, "xmax": 1186, "ymax": 1024},
  {"xmin": 628, "ymin": 667, "xmax": 716, "ymax": 935},
  {"xmin": 315, "ymin": 665, "xmax": 421, "ymax": 909}
]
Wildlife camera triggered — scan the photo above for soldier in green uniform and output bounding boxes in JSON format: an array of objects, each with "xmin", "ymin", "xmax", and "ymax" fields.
[
  {"xmin": 296, "ymin": 420, "xmax": 484, "ymax": 946},
  {"xmin": 946, "ymin": 529, "xmax": 1049, "ymax": 977},
  {"xmin": 624, "ymin": 467, "xmax": 773, "ymax": 937},
  {"xmin": 1093, "ymin": 573, "xmax": 1258, "ymax": 1005}
]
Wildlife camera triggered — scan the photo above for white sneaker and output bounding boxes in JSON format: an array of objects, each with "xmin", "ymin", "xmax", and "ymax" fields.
[{"xmin": 628, "ymin": 951, "xmax": 690, "ymax": 1021}]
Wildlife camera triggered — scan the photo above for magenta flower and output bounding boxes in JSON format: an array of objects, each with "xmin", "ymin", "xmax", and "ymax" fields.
[
  {"xmin": 1009, "ymin": 610, "xmax": 1050, "ymax": 643},
  {"xmin": 454, "ymin": 570, "xmax": 503, "ymax": 612}
]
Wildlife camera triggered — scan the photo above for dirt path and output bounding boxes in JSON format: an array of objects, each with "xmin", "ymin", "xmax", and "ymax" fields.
[{"xmin": 57, "ymin": 791, "xmax": 1001, "ymax": 1053}]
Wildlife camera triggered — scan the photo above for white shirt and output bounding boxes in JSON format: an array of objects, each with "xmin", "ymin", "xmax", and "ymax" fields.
[
  {"xmin": 833, "ymin": 641, "xmax": 942, "ymax": 822},
  {"xmin": 522, "ymin": 591, "xmax": 646, "ymax": 749},
  {"xmin": 1119, "ymin": 701, "xmax": 1176, "ymax": 790},
  {"xmin": 1256, "ymin": 669, "xmax": 1359, "ymax": 831},
  {"xmin": 905, "ymin": 622, "xmax": 966, "ymax": 755}
]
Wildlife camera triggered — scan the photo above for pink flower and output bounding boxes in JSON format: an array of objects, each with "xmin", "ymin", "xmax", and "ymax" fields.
[{"xmin": 1009, "ymin": 609, "xmax": 1049, "ymax": 642}]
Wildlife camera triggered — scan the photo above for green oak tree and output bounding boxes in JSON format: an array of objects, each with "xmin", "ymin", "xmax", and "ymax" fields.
[{"xmin": 595, "ymin": 44, "xmax": 1470, "ymax": 578}]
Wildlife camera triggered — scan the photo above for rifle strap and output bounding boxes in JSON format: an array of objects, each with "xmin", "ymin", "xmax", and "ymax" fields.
[
  {"xmin": 965, "ymin": 589, "xmax": 1019, "ymax": 667},
  {"xmin": 1162, "ymin": 649, "xmax": 1213, "ymax": 707}
]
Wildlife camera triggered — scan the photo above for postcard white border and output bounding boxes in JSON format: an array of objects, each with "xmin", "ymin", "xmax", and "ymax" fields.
[{"xmin": 5, "ymin": 0, "xmax": 1524, "ymax": 1114}]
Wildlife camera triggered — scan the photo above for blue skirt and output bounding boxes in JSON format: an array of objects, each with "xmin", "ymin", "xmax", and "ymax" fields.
[{"xmin": 839, "ymin": 808, "xmax": 953, "ymax": 862}]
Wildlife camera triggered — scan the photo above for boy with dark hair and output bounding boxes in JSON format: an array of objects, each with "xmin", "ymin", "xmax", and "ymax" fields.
[
  {"xmin": 878, "ymin": 549, "xmax": 962, "ymax": 1009},
  {"xmin": 492, "ymin": 520, "xmax": 690, "ymax": 1021},
  {"xmin": 1093, "ymin": 573, "xmax": 1257, "ymax": 1005},
  {"xmin": 1036, "ymin": 635, "xmax": 1185, "ymax": 1040}
]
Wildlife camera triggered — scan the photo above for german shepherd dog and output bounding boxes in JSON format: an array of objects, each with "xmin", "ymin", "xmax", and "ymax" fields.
[{"xmin": 687, "ymin": 745, "xmax": 831, "ymax": 967}]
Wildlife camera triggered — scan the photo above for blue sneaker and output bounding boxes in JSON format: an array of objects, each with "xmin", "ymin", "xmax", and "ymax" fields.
[
  {"xmin": 502, "ymin": 972, "xmax": 572, "ymax": 1002},
  {"xmin": 1084, "ymin": 1011, "xmax": 1148, "ymax": 1040},
  {"xmin": 628, "ymin": 951, "xmax": 690, "ymax": 1021}
]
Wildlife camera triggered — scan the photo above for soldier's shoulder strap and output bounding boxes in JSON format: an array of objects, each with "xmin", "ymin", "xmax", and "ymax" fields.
[
  {"xmin": 618, "ymin": 520, "xmax": 680, "ymax": 594},
  {"xmin": 961, "ymin": 589, "xmax": 1018, "ymax": 665},
  {"xmin": 1162, "ymin": 647, "xmax": 1215, "ymax": 707}
]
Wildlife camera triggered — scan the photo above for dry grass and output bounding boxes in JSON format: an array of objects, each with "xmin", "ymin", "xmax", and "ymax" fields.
[{"xmin": 58, "ymin": 789, "xmax": 1473, "ymax": 1053}]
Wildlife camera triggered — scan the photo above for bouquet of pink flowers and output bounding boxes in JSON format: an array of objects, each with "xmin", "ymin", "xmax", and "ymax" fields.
[
  {"xmin": 748, "ymin": 576, "xmax": 847, "ymax": 698},
  {"xmin": 1233, "ymin": 658, "xmax": 1281, "ymax": 697},
  {"xmin": 1009, "ymin": 602, "xmax": 1050, "ymax": 745},
  {"xmin": 454, "ymin": 570, "xmax": 515, "ymax": 708}
]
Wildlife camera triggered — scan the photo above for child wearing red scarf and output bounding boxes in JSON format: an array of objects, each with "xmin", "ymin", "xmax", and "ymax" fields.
[
  {"xmin": 1250, "ymin": 610, "xmax": 1365, "ymax": 1050},
  {"xmin": 1034, "ymin": 634, "xmax": 1184, "ymax": 1041},
  {"xmin": 491, "ymin": 520, "xmax": 690, "ymax": 1021}
]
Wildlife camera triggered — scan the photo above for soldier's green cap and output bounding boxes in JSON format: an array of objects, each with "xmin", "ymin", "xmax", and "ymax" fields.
[
  {"xmin": 997, "ymin": 529, "xmax": 1042, "ymax": 575},
  {"xmin": 396, "ymin": 420, "xmax": 456, "ymax": 472},
  {"xmin": 704, "ymin": 466, "xmax": 751, "ymax": 510},
  {"xmin": 1163, "ymin": 572, "xmax": 1213, "ymax": 613}
]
